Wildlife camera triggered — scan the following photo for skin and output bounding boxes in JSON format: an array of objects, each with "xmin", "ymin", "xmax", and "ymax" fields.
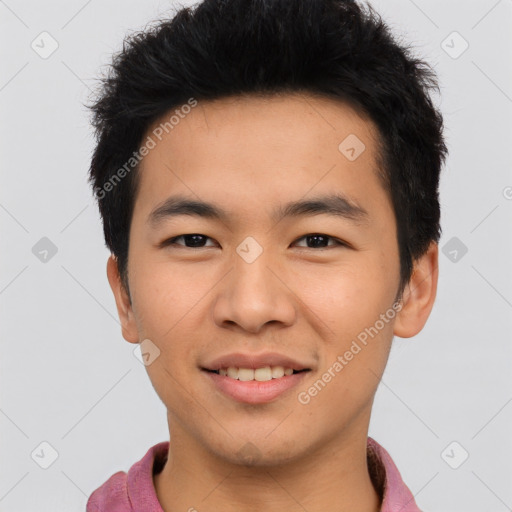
[{"xmin": 107, "ymin": 93, "xmax": 438, "ymax": 512}]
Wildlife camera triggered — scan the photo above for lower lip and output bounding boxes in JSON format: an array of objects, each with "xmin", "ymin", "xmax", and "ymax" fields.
[{"xmin": 202, "ymin": 370, "xmax": 309, "ymax": 404}]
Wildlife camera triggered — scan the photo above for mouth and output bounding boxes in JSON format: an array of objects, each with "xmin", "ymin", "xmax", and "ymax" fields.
[
  {"xmin": 201, "ymin": 366, "xmax": 311, "ymax": 404},
  {"xmin": 202, "ymin": 366, "xmax": 310, "ymax": 381}
]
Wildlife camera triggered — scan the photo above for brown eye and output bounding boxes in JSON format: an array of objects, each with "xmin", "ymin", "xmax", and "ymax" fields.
[
  {"xmin": 293, "ymin": 234, "xmax": 346, "ymax": 249},
  {"xmin": 162, "ymin": 234, "xmax": 217, "ymax": 248}
]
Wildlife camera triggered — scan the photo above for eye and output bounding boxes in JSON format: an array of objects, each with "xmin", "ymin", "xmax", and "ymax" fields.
[
  {"xmin": 292, "ymin": 233, "xmax": 347, "ymax": 250},
  {"xmin": 159, "ymin": 233, "xmax": 348, "ymax": 250},
  {"xmin": 161, "ymin": 234, "xmax": 217, "ymax": 248}
]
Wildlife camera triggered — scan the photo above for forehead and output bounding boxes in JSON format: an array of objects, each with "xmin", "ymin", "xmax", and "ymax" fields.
[
  {"xmin": 158, "ymin": 93, "xmax": 379, "ymax": 155},
  {"xmin": 133, "ymin": 93, "xmax": 390, "ymax": 227}
]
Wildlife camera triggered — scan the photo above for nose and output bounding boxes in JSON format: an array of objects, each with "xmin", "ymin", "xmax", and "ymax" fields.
[{"xmin": 212, "ymin": 245, "xmax": 297, "ymax": 334}]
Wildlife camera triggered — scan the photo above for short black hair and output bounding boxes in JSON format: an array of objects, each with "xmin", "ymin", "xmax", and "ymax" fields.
[{"xmin": 88, "ymin": 0, "xmax": 448, "ymax": 301}]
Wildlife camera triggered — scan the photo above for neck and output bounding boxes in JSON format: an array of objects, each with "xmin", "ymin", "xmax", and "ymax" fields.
[{"xmin": 154, "ymin": 419, "xmax": 381, "ymax": 512}]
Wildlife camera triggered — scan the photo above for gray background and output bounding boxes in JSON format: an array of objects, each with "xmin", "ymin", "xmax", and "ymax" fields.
[{"xmin": 1, "ymin": 0, "xmax": 511, "ymax": 510}]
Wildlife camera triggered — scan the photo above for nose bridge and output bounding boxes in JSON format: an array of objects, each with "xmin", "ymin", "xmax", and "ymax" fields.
[
  {"xmin": 212, "ymin": 235, "xmax": 296, "ymax": 332},
  {"xmin": 235, "ymin": 239, "xmax": 273, "ymax": 297}
]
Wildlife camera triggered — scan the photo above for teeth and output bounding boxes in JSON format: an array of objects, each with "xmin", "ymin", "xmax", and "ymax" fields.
[
  {"xmin": 218, "ymin": 365, "xmax": 298, "ymax": 381},
  {"xmin": 254, "ymin": 367, "xmax": 271, "ymax": 381},
  {"xmin": 238, "ymin": 368, "xmax": 254, "ymax": 381},
  {"xmin": 271, "ymin": 366, "xmax": 284, "ymax": 378},
  {"xmin": 227, "ymin": 367, "xmax": 239, "ymax": 379}
]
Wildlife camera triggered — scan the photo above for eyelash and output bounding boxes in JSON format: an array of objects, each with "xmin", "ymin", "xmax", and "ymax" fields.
[{"xmin": 160, "ymin": 233, "xmax": 348, "ymax": 250}]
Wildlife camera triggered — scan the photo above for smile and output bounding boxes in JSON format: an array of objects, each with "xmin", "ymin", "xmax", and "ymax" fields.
[
  {"xmin": 202, "ymin": 367, "xmax": 311, "ymax": 404},
  {"xmin": 205, "ymin": 365, "xmax": 308, "ymax": 381}
]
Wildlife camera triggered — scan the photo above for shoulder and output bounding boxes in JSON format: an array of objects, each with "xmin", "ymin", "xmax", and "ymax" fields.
[
  {"xmin": 86, "ymin": 470, "xmax": 129, "ymax": 511},
  {"xmin": 367, "ymin": 437, "xmax": 423, "ymax": 512},
  {"xmin": 86, "ymin": 441, "xmax": 169, "ymax": 512}
]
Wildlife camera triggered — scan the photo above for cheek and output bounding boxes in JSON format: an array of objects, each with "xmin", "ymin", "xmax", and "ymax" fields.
[
  {"xmin": 299, "ymin": 315, "xmax": 394, "ymax": 422},
  {"xmin": 130, "ymin": 263, "xmax": 200, "ymax": 404},
  {"xmin": 130, "ymin": 257, "xmax": 203, "ymax": 338},
  {"xmin": 128, "ymin": 258, "xmax": 213, "ymax": 391},
  {"xmin": 296, "ymin": 261, "xmax": 396, "ymax": 335}
]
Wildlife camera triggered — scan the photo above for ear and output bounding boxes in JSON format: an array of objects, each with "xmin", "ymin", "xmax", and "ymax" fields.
[
  {"xmin": 393, "ymin": 241, "xmax": 439, "ymax": 338},
  {"xmin": 106, "ymin": 255, "xmax": 139, "ymax": 344}
]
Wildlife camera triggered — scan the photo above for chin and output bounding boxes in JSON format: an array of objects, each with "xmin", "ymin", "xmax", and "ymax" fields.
[{"xmin": 210, "ymin": 434, "xmax": 307, "ymax": 468}]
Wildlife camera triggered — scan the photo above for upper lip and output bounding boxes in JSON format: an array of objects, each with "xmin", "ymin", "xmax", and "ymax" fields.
[{"xmin": 201, "ymin": 352, "xmax": 312, "ymax": 371}]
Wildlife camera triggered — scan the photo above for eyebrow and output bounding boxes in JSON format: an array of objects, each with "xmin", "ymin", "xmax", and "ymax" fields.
[{"xmin": 148, "ymin": 193, "xmax": 370, "ymax": 228}]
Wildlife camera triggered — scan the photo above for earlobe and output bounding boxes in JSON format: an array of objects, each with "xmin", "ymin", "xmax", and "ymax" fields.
[
  {"xmin": 393, "ymin": 242, "xmax": 439, "ymax": 339},
  {"xmin": 106, "ymin": 255, "xmax": 140, "ymax": 344}
]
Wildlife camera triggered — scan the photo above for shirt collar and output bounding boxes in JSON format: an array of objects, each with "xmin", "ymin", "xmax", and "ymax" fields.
[{"xmin": 125, "ymin": 437, "xmax": 421, "ymax": 511}]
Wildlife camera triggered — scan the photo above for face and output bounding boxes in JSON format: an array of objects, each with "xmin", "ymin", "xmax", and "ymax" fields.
[{"xmin": 108, "ymin": 93, "xmax": 436, "ymax": 466}]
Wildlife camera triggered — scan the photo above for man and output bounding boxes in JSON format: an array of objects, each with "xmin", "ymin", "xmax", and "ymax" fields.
[{"xmin": 86, "ymin": 0, "xmax": 447, "ymax": 510}]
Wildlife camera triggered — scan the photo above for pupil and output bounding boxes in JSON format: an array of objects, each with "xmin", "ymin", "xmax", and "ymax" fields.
[
  {"xmin": 186, "ymin": 234, "xmax": 205, "ymax": 247},
  {"xmin": 308, "ymin": 235, "xmax": 327, "ymax": 248}
]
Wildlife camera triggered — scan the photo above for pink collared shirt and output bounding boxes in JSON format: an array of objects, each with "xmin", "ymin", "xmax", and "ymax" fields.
[{"xmin": 87, "ymin": 436, "xmax": 422, "ymax": 511}]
